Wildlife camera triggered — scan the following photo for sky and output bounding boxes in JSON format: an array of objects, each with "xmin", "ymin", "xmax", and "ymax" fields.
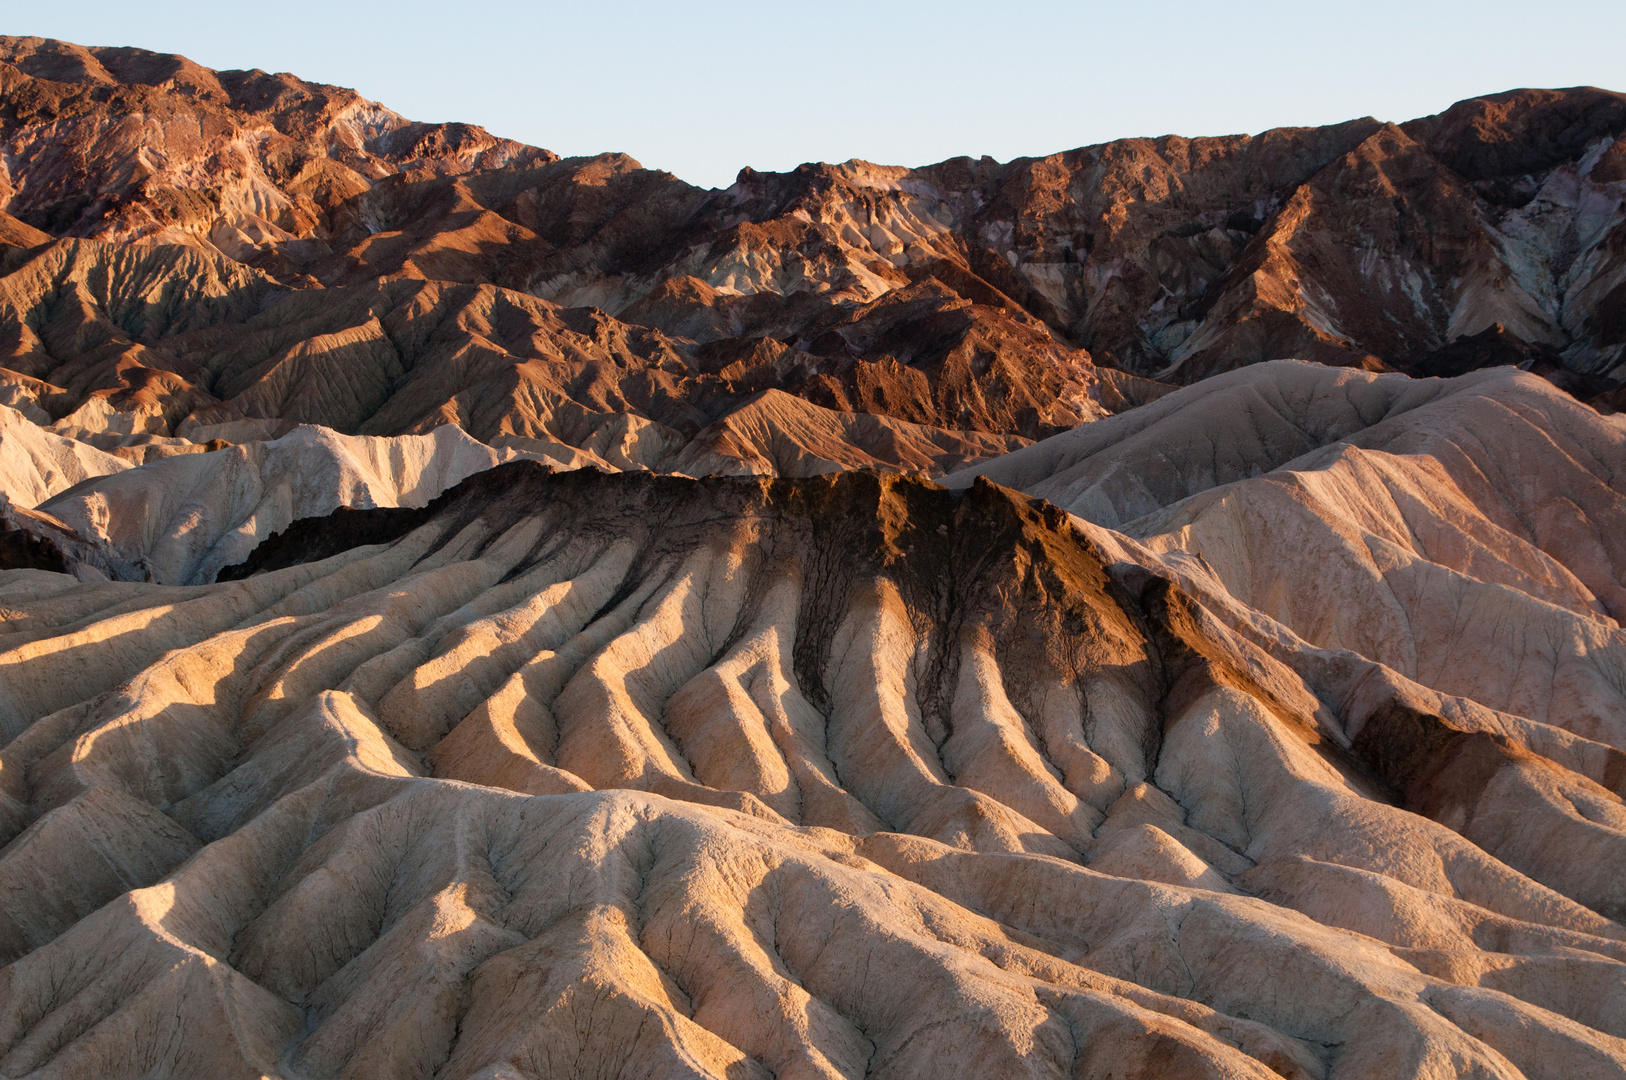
[{"xmin": 4, "ymin": 0, "xmax": 1624, "ymax": 190}]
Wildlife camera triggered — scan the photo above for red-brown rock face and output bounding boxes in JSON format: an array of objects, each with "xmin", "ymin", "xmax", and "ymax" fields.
[{"xmin": 0, "ymin": 35, "xmax": 1621, "ymax": 470}]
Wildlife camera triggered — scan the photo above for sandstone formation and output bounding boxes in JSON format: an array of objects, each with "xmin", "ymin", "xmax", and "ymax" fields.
[
  {"xmin": 8, "ymin": 396, "xmax": 1033, "ymax": 588},
  {"xmin": 945, "ymin": 361, "xmax": 1626, "ymax": 628},
  {"xmin": 950, "ymin": 360, "xmax": 1626, "ymax": 924}
]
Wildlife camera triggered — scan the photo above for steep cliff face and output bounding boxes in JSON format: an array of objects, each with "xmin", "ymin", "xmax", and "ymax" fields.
[{"xmin": 1, "ymin": 466, "xmax": 1623, "ymax": 1079}]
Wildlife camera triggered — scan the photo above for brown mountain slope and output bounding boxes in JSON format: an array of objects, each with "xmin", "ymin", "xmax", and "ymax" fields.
[
  {"xmin": 0, "ymin": 35, "xmax": 1123, "ymax": 464},
  {"xmin": 5, "ymin": 38, "xmax": 1625, "ymax": 389},
  {"xmin": 0, "ymin": 36, "xmax": 556, "ymax": 245},
  {"xmin": 0, "ymin": 35, "xmax": 1622, "ymax": 454},
  {"xmin": 0, "ymin": 236, "xmax": 1106, "ymax": 467}
]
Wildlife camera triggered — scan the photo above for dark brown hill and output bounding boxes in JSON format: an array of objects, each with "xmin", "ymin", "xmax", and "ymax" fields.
[{"xmin": 0, "ymin": 36, "xmax": 1623, "ymax": 468}]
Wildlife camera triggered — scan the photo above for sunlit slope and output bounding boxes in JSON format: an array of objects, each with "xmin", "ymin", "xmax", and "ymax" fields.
[
  {"xmin": 946, "ymin": 364, "xmax": 1626, "ymax": 748},
  {"xmin": 0, "ymin": 468, "xmax": 1619, "ymax": 1078}
]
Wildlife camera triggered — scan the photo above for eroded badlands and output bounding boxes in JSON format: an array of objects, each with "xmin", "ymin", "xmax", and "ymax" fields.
[
  {"xmin": 0, "ymin": 33, "xmax": 1622, "ymax": 1080},
  {"xmin": 0, "ymin": 423, "xmax": 1621, "ymax": 1077}
]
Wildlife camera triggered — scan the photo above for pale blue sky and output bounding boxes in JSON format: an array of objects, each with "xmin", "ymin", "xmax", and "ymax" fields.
[{"xmin": 4, "ymin": 1, "xmax": 1624, "ymax": 189}]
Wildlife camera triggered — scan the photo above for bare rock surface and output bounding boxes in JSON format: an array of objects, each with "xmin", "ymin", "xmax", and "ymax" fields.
[
  {"xmin": 0, "ymin": 235, "xmax": 1091, "ymax": 474},
  {"xmin": 666, "ymin": 388, "xmax": 1031, "ymax": 478},
  {"xmin": 948, "ymin": 362, "xmax": 1626, "ymax": 620},
  {"xmin": 34, "ymin": 423, "xmax": 543, "ymax": 584},
  {"xmin": 949, "ymin": 359, "xmax": 1626, "ymax": 944},
  {"xmin": 0, "ymin": 464, "xmax": 1620, "ymax": 1078},
  {"xmin": 0, "ymin": 403, "xmax": 128, "ymax": 507},
  {"xmin": 1, "ymin": 34, "xmax": 1625, "ymax": 1080},
  {"xmin": 16, "ymin": 397, "xmax": 1026, "ymax": 586},
  {"xmin": 1, "ymin": 36, "xmax": 1624, "ymax": 468}
]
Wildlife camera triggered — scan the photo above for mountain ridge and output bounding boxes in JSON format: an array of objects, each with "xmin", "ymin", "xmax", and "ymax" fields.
[
  {"xmin": 0, "ymin": 36, "xmax": 1623, "ymax": 481},
  {"xmin": 0, "ymin": 34, "xmax": 1623, "ymax": 1080}
]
